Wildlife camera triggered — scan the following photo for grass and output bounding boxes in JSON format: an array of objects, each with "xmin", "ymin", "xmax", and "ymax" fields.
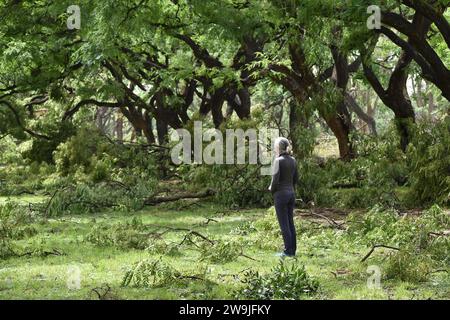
[
  {"xmin": 0, "ymin": 197, "xmax": 449, "ymax": 300},
  {"xmin": 0, "ymin": 195, "xmax": 47, "ymax": 205}
]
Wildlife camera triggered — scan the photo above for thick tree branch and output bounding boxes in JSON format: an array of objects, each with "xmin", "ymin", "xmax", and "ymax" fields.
[
  {"xmin": 402, "ymin": 0, "xmax": 450, "ymax": 48},
  {"xmin": 173, "ymin": 34, "xmax": 223, "ymax": 68},
  {"xmin": 63, "ymin": 99, "xmax": 121, "ymax": 121},
  {"xmin": 0, "ymin": 100, "xmax": 51, "ymax": 140}
]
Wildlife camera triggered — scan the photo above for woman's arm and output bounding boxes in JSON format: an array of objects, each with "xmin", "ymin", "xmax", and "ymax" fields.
[
  {"xmin": 293, "ymin": 160, "xmax": 299, "ymax": 188},
  {"xmin": 269, "ymin": 158, "xmax": 280, "ymax": 193}
]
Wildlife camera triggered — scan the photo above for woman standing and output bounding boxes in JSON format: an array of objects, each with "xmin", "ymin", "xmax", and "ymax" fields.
[{"xmin": 269, "ymin": 137, "xmax": 299, "ymax": 258}]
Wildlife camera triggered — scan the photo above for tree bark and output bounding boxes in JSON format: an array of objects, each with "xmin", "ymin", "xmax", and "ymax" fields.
[
  {"xmin": 345, "ymin": 93, "xmax": 377, "ymax": 136},
  {"xmin": 362, "ymin": 12, "xmax": 433, "ymax": 151},
  {"xmin": 328, "ymin": 33, "xmax": 356, "ymax": 159},
  {"xmin": 380, "ymin": 4, "xmax": 450, "ymax": 101},
  {"xmin": 144, "ymin": 189, "xmax": 216, "ymax": 205},
  {"xmin": 115, "ymin": 111, "xmax": 124, "ymax": 143}
]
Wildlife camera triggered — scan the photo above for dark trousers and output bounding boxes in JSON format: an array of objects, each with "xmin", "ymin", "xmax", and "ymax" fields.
[{"xmin": 274, "ymin": 190, "xmax": 296, "ymax": 256}]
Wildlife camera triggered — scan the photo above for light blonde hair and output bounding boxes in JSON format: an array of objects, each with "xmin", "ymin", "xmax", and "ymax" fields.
[{"xmin": 274, "ymin": 137, "xmax": 292, "ymax": 156}]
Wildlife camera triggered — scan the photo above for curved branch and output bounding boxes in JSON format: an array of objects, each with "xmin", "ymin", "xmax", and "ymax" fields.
[
  {"xmin": 381, "ymin": 12, "xmax": 450, "ymax": 79},
  {"xmin": 402, "ymin": 0, "xmax": 450, "ymax": 48},
  {"xmin": 344, "ymin": 93, "xmax": 377, "ymax": 136},
  {"xmin": 63, "ymin": 99, "xmax": 121, "ymax": 121},
  {"xmin": 173, "ymin": 34, "xmax": 223, "ymax": 68},
  {"xmin": 0, "ymin": 100, "xmax": 51, "ymax": 140},
  {"xmin": 319, "ymin": 57, "xmax": 362, "ymax": 82}
]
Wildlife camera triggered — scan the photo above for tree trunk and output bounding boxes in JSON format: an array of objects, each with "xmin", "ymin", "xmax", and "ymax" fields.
[
  {"xmin": 323, "ymin": 113, "xmax": 355, "ymax": 160},
  {"xmin": 115, "ymin": 112, "xmax": 124, "ymax": 143},
  {"xmin": 363, "ymin": 12, "xmax": 434, "ymax": 151},
  {"xmin": 156, "ymin": 118, "xmax": 169, "ymax": 145},
  {"xmin": 120, "ymin": 105, "xmax": 156, "ymax": 144},
  {"xmin": 345, "ymin": 93, "xmax": 377, "ymax": 136},
  {"xmin": 329, "ymin": 34, "xmax": 356, "ymax": 160}
]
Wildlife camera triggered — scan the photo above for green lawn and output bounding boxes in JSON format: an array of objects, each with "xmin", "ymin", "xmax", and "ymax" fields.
[{"xmin": 0, "ymin": 198, "xmax": 449, "ymax": 300}]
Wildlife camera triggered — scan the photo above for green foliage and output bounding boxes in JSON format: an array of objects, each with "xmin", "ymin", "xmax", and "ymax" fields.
[
  {"xmin": 85, "ymin": 218, "xmax": 150, "ymax": 250},
  {"xmin": 176, "ymin": 116, "xmax": 275, "ymax": 207},
  {"xmin": 300, "ymin": 128, "xmax": 408, "ymax": 208},
  {"xmin": 0, "ymin": 103, "xmax": 27, "ymax": 141},
  {"xmin": 33, "ymin": 125, "xmax": 159, "ymax": 216},
  {"xmin": 0, "ymin": 202, "xmax": 37, "ymax": 258},
  {"xmin": 230, "ymin": 221, "xmax": 257, "ymax": 236},
  {"xmin": 254, "ymin": 206, "xmax": 278, "ymax": 232},
  {"xmin": 44, "ymin": 184, "xmax": 119, "ymax": 215},
  {"xmin": 296, "ymin": 159, "xmax": 333, "ymax": 206},
  {"xmin": 347, "ymin": 206, "xmax": 399, "ymax": 245},
  {"xmin": 385, "ymin": 251, "xmax": 433, "ymax": 283},
  {"xmin": 0, "ymin": 139, "xmax": 56, "ymax": 195},
  {"xmin": 426, "ymin": 235, "xmax": 450, "ymax": 265},
  {"xmin": 235, "ymin": 261, "xmax": 319, "ymax": 300},
  {"xmin": 54, "ymin": 125, "xmax": 158, "ymax": 182},
  {"xmin": 54, "ymin": 126, "xmax": 112, "ymax": 177},
  {"xmin": 24, "ymin": 122, "xmax": 76, "ymax": 164},
  {"xmin": 347, "ymin": 205, "xmax": 450, "ymax": 248},
  {"xmin": 251, "ymin": 206, "xmax": 284, "ymax": 250},
  {"xmin": 349, "ymin": 204, "xmax": 449, "ymax": 283},
  {"xmin": 41, "ymin": 175, "xmax": 156, "ymax": 216},
  {"xmin": 147, "ymin": 238, "xmax": 181, "ymax": 257},
  {"xmin": 122, "ymin": 258, "xmax": 179, "ymax": 288},
  {"xmin": 121, "ymin": 258, "xmax": 207, "ymax": 288},
  {"xmin": 19, "ymin": 237, "xmax": 64, "ymax": 258},
  {"xmin": 187, "ymin": 163, "xmax": 272, "ymax": 207},
  {"xmin": 0, "ymin": 136, "xmax": 24, "ymax": 165},
  {"xmin": 407, "ymin": 118, "xmax": 450, "ymax": 206},
  {"xmin": 199, "ymin": 239, "xmax": 243, "ymax": 264}
]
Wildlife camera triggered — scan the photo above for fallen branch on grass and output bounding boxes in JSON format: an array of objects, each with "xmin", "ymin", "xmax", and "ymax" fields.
[
  {"xmin": 178, "ymin": 230, "xmax": 216, "ymax": 246},
  {"xmin": 18, "ymin": 248, "xmax": 66, "ymax": 257},
  {"xmin": 144, "ymin": 223, "xmax": 259, "ymax": 262},
  {"xmin": 239, "ymin": 253, "xmax": 259, "ymax": 261},
  {"xmin": 178, "ymin": 275, "xmax": 205, "ymax": 281},
  {"xmin": 145, "ymin": 225, "xmax": 214, "ymax": 244},
  {"xmin": 65, "ymin": 199, "xmax": 120, "ymax": 210},
  {"xmin": 361, "ymin": 244, "xmax": 400, "ymax": 263},
  {"xmin": 178, "ymin": 201, "xmax": 202, "ymax": 210},
  {"xmin": 42, "ymin": 186, "xmax": 74, "ymax": 217},
  {"xmin": 331, "ymin": 182, "xmax": 359, "ymax": 189},
  {"xmin": 428, "ymin": 230, "xmax": 450, "ymax": 238},
  {"xmin": 16, "ymin": 190, "xmax": 36, "ymax": 196},
  {"xmin": 144, "ymin": 189, "xmax": 216, "ymax": 205},
  {"xmin": 195, "ymin": 218, "xmax": 219, "ymax": 226},
  {"xmin": 303, "ymin": 210, "xmax": 346, "ymax": 230},
  {"xmin": 91, "ymin": 284, "xmax": 111, "ymax": 300},
  {"xmin": 426, "ymin": 269, "xmax": 449, "ymax": 276}
]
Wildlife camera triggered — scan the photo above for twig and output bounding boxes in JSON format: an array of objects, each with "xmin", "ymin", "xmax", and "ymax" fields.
[
  {"xmin": 305, "ymin": 210, "xmax": 346, "ymax": 229},
  {"xmin": 426, "ymin": 269, "xmax": 449, "ymax": 276},
  {"xmin": 195, "ymin": 217, "xmax": 219, "ymax": 226},
  {"xmin": 178, "ymin": 201, "xmax": 202, "ymax": 210},
  {"xmin": 18, "ymin": 248, "xmax": 66, "ymax": 257},
  {"xmin": 178, "ymin": 230, "xmax": 215, "ymax": 245},
  {"xmin": 144, "ymin": 189, "xmax": 216, "ymax": 205},
  {"xmin": 16, "ymin": 190, "xmax": 36, "ymax": 196},
  {"xmin": 239, "ymin": 253, "xmax": 259, "ymax": 261},
  {"xmin": 178, "ymin": 275, "xmax": 204, "ymax": 281},
  {"xmin": 428, "ymin": 231, "xmax": 450, "ymax": 238},
  {"xmin": 43, "ymin": 186, "xmax": 73, "ymax": 217},
  {"xmin": 103, "ymin": 180, "xmax": 131, "ymax": 192},
  {"xmin": 361, "ymin": 245, "xmax": 400, "ymax": 262},
  {"xmin": 91, "ymin": 284, "xmax": 112, "ymax": 300}
]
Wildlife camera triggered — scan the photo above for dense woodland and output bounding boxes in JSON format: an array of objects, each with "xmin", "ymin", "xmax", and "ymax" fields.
[{"xmin": 0, "ymin": 0, "xmax": 449, "ymax": 300}]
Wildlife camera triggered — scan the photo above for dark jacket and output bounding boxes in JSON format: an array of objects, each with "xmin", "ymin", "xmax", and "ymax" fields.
[{"xmin": 269, "ymin": 154, "xmax": 299, "ymax": 194}]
